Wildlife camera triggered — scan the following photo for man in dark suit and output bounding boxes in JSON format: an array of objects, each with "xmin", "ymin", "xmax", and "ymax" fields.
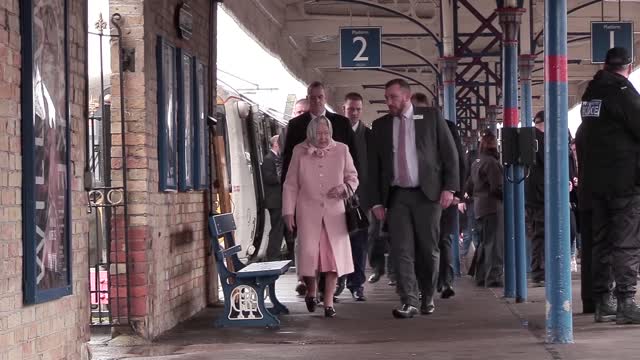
[
  {"xmin": 262, "ymin": 135, "xmax": 289, "ymax": 261},
  {"xmin": 281, "ymin": 81, "xmax": 358, "ymax": 299},
  {"xmin": 336, "ymin": 92, "xmax": 371, "ymax": 301},
  {"xmin": 411, "ymin": 92, "xmax": 466, "ymax": 299},
  {"xmin": 281, "ymin": 81, "xmax": 358, "ymax": 183},
  {"xmin": 369, "ymin": 79, "xmax": 459, "ymax": 318}
]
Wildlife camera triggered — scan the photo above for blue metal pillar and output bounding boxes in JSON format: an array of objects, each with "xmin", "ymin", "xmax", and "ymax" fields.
[
  {"xmin": 544, "ymin": 0, "xmax": 573, "ymax": 344},
  {"xmin": 498, "ymin": 6, "xmax": 524, "ymax": 301},
  {"xmin": 518, "ymin": 55, "xmax": 536, "ymax": 302},
  {"xmin": 441, "ymin": 57, "xmax": 461, "ymax": 277}
]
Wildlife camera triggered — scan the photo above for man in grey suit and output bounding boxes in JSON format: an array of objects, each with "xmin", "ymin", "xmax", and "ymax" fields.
[{"xmin": 369, "ymin": 79, "xmax": 459, "ymax": 318}]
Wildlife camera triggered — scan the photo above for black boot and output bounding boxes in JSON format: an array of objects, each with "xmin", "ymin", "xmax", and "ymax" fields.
[
  {"xmin": 594, "ymin": 293, "xmax": 616, "ymax": 323},
  {"xmin": 616, "ymin": 297, "xmax": 640, "ymax": 325}
]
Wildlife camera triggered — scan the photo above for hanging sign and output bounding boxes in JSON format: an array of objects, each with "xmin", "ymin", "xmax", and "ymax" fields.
[
  {"xmin": 339, "ymin": 27, "xmax": 382, "ymax": 69},
  {"xmin": 591, "ymin": 21, "xmax": 634, "ymax": 64}
]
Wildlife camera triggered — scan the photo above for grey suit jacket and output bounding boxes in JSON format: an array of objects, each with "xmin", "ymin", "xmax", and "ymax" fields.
[{"xmin": 368, "ymin": 106, "xmax": 459, "ymax": 208}]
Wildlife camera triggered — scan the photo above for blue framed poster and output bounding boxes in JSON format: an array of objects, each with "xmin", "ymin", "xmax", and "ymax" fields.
[
  {"xmin": 20, "ymin": 0, "xmax": 73, "ymax": 304},
  {"xmin": 177, "ymin": 49, "xmax": 194, "ymax": 191},
  {"xmin": 193, "ymin": 59, "xmax": 208, "ymax": 190},
  {"xmin": 157, "ymin": 36, "xmax": 178, "ymax": 191}
]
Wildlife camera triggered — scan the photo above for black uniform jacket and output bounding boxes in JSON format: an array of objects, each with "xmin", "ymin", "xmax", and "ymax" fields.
[
  {"xmin": 578, "ymin": 70, "xmax": 640, "ymax": 199},
  {"xmin": 281, "ymin": 111, "xmax": 358, "ymax": 184}
]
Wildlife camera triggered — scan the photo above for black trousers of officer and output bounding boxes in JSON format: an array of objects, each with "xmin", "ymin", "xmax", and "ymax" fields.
[
  {"xmin": 580, "ymin": 209, "xmax": 595, "ymax": 313},
  {"xmin": 526, "ymin": 206, "xmax": 545, "ymax": 282},
  {"xmin": 437, "ymin": 206, "xmax": 457, "ymax": 291},
  {"xmin": 592, "ymin": 193, "xmax": 640, "ymax": 299}
]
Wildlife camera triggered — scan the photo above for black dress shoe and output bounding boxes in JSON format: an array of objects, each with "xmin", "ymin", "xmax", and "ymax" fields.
[
  {"xmin": 324, "ymin": 306, "xmax": 336, "ymax": 318},
  {"xmin": 392, "ymin": 304, "xmax": 419, "ymax": 319},
  {"xmin": 441, "ymin": 286, "xmax": 455, "ymax": 299},
  {"xmin": 334, "ymin": 276, "xmax": 347, "ymax": 297},
  {"xmin": 421, "ymin": 298, "xmax": 435, "ymax": 315},
  {"xmin": 388, "ymin": 279, "xmax": 397, "ymax": 286},
  {"xmin": 296, "ymin": 281, "xmax": 307, "ymax": 296},
  {"xmin": 368, "ymin": 273, "xmax": 381, "ymax": 283},
  {"xmin": 350, "ymin": 287, "xmax": 367, "ymax": 302},
  {"xmin": 305, "ymin": 297, "xmax": 317, "ymax": 313}
]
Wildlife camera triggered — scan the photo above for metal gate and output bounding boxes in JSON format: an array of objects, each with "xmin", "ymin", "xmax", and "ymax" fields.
[{"xmin": 86, "ymin": 12, "xmax": 130, "ymax": 327}]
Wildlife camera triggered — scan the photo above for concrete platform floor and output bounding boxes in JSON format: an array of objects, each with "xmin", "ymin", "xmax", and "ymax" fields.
[{"xmin": 89, "ymin": 272, "xmax": 640, "ymax": 360}]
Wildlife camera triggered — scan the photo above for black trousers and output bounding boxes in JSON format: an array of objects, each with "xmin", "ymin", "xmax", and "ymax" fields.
[
  {"xmin": 437, "ymin": 206, "xmax": 457, "ymax": 290},
  {"xmin": 368, "ymin": 214, "xmax": 394, "ymax": 277},
  {"xmin": 475, "ymin": 212, "xmax": 504, "ymax": 286},
  {"xmin": 526, "ymin": 206, "xmax": 545, "ymax": 282},
  {"xmin": 266, "ymin": 208, "xmax": 285, "ymax": 261},
  {"xmin": 347, "ymin": 228, "xmax": 368, "ymax": 291},
  {"xmin": 388, "ymin": 188, "xmax": 441, "ymax": 307},
  {"xmin": 579, "ymin": 209, "xmax": 595, "ymax": 313},
  {"xmin": 592, "ymin": 194, "xmax": 640, "ymax": 299}
]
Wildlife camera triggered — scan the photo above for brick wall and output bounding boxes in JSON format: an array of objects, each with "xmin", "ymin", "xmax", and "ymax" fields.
[
  {"xmin": 109, "ymin": 0, "xmax": 213, "ymax": 339},
  {"xmin": 0, "ymin": 1, "xmax": 90, "ymax": 360}
]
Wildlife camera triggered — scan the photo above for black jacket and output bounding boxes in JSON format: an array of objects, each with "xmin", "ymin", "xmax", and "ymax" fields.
[
  {"xmin": 368, "ymin": 106, "xmax": 459, "ymax": 207},
  {"xmin": 281, "ymin": 111, "xmax": 358, "ymax": 184},
  {"xmin": 261, "ymin": 150, "xmax": 282, "ymax": 209},
  {"xmin": 465, "ymin": 151, "xmax": 503, "ymax": 219},
  {"xmin": 353, "ymin": 122, "xmax": 371, "ymax": 209},
  {"xmin": 579, "ymin": 70, "xmax": 640, "ymax": 199},
  {"xmin": 446, "ymin": 119, "xmax": 466, "ymax": 200}
]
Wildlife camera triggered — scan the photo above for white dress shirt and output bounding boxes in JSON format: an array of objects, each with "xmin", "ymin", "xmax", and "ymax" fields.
[
  {"xmin": 392, "ymin": 105, "xmax": 420, "ymax": 187},
  {"xmin": 310, "ymin": 109, "xmax": 327, "ymax": 120},
  {"xmin": 352, "ymin": 121, "xmax": 360, "ymax": 132}
]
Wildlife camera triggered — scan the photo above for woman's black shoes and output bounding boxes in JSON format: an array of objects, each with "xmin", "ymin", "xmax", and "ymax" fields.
[
  {"xmin": 305, "ymin": 297, "xmax": 317, "ymax": 312},
  {"xmin": 324, "ymin": 306, "xmax": 336, "ymax": 318}
]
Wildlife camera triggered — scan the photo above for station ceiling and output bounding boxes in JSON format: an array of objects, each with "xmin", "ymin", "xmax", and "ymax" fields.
[{"xmin": 222, "ymin": 0, "xmax": 640, "ymax": 133}]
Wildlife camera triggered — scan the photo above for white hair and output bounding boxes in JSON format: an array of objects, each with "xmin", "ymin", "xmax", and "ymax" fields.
[{"xmin": 306, "ymin": 116, "xmax": 333, "ymax": 145}]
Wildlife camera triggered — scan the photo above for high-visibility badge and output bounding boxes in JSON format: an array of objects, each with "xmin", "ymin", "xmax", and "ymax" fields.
[{"xmin": 581, "ymin": 100, "xmax": 603, "ymax": 117}]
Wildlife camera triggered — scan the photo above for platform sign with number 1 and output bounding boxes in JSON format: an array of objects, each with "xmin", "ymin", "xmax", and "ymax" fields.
[
  {"xmin": 340, "ymin": 27, "xmax": 382, "ymax": 69},
  {"xmin": 591, "ymin": 22, "xmax": 634, "ymax": 64}
]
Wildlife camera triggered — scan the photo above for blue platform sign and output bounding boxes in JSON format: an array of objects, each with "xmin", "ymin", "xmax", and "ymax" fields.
[
  {"xmin": 591, "ymin": 21, "xmax": 634, "ymax": 64},
  {"xmin": 340, "ymin": 27, "xmax": 382, "ymax": 69}
]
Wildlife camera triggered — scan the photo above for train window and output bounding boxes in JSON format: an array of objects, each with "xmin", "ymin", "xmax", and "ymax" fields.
[
  {"xmin": 177, "ymin": 49, "xmax": 195, "ymax": 191},
  {"xmin": 156, "ymin": 36, "xmax": 178, "ymax": 191}
]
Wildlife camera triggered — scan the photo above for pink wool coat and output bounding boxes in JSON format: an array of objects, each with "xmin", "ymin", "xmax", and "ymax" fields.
[{"xmin": 282, "ymin": 141, "xmax": 359, "ymax": 277}]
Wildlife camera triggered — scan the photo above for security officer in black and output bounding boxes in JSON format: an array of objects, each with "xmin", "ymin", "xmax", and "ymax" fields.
[{"xmin": 579, "ymin": 47, "xmax": 640, "ymax": 324}]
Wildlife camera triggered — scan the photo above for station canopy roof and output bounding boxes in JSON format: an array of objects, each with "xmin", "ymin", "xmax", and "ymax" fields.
[{"xmin": 222, "ymin": 0, "xmax": 640, "ymax": 131}]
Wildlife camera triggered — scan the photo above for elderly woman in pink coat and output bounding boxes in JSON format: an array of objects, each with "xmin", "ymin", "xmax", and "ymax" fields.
[{"xmin": 282, "ymin": 115, "xmax": 358, "ymax": 318}]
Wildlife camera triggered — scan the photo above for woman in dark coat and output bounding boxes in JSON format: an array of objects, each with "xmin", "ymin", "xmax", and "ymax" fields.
[{"xmin": 466, "ymin": 133, "xmax": 504, "ymax": 287}]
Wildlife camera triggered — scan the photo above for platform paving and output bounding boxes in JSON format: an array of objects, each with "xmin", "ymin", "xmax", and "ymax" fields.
[{"xmin": 89, "ymin": 271, "xmax": 640, "ymax": 360}]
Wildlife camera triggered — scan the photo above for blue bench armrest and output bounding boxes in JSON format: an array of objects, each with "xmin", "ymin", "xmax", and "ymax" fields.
[{"xmin": 219, "ymin": 244, "xmax": 242, "ymax": 258}]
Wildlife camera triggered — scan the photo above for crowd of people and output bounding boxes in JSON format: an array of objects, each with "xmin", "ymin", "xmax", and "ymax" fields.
[{"xmin": 258, "ymin": 47, "xmax": 640, "ymax": 324}]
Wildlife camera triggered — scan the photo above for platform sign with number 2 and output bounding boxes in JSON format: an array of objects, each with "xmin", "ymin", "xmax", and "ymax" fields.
[{"xmin": 340, "ymin": 27, "xmax": 382, "ymax": 69}]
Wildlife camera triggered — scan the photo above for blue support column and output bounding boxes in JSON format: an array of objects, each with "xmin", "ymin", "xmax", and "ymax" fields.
[
  {"xmin": 497, "ymin": 7, "xmax": 523, "ymax": 300},
  {"xmin": 441, "ymin": 57, "xmax": 461, "ymax": 277},
  {"xmin": 519, "ymin": 55, "xmax": 536, "ymax": 299},
  {"xmin": 544, "ymin": 0, "xmax": 573, "ymax": 344}
]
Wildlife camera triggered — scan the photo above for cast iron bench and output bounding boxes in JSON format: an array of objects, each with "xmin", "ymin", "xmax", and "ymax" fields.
[{"xmin": 208, "ymin": 213, "xmax": 291, "ymax": 328}]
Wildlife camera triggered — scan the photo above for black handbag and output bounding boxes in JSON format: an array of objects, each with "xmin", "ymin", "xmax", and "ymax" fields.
[{"xmin": 344, "ymin": 183, "xmax": 369, "ymax": 234}]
